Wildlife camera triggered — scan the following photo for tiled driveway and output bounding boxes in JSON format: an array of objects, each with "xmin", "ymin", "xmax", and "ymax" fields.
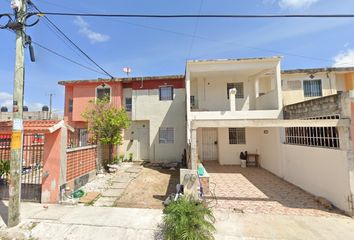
[{"xmin": 203, "ymin": 161, "xmax": 344, "ymax": 217}]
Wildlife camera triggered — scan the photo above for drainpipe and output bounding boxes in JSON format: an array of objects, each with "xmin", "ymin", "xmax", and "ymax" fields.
[{"xmin": 229, "ymin": 88, "xmax": 237, "ymax": 111}]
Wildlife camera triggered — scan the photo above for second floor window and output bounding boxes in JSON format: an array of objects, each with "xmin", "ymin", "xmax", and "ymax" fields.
[
  {"xmin": 303, "ymin": 80, "xmax": 322, "ymax": 97},
  {"xmin": 96, "ymin": 85, "xmax": 111, "ymax": 101},
  {"xmin": 68, "ymin": 99, "xmax": 73, "ymax": 113},
  {"xmin": 159, "ymin": 86, "xmax": 173, "ymax": 101},
  {"xmin": 125, "ymin": 98, "xmax": 132, "ymax": 112},
  {"xmin": 227, "ymin": 82, "xmax": 244, "ymax": 99}
]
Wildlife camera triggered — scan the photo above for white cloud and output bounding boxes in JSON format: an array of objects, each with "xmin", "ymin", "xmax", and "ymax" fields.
[
  {"xmin": 279, "ymin": 0, "xmax": 319, "ymax": 9},
  {"xmin": 0, "ymin": 92, "xmax": 13, "ymax": 109},
  {"xmin": 333, "ymin": 49, "xmax": 354, "ymax": 67},
  {"xmin": 74, "ymin": 16, "xmax": 110, "ymax": 44}
]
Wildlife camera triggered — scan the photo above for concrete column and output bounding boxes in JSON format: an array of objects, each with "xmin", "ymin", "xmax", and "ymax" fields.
[
  {"xmin": 42, "ymin": 130, "xmax": 62, "ymax": 203},
  {"xmin": 229, "ymin": 88, "xmax": 237, "ymax": 112},
  {"xmin": 190, "ymin": 128, "xmax": 198, "ymax": 170},
  {"xmin": 255, "ymin": 78, "xmax": 259, "ymax": 98}
]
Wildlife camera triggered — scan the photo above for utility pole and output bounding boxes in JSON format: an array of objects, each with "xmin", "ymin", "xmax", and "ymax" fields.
[
  {"xmin": 8, "ymin": 0, "xmax": 27, "ymax": 227},
  {"xmin": 48, "ymin": 93, "xmax": 55, "ymax": 120}
]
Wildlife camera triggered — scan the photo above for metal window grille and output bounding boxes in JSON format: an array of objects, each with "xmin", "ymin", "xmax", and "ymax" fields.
[
  {"xmin": 227, "ymin": 82, "xmax": 244, "ymax": 99},
  {"xmin": 159, "ymin": 127, "xmax": 174, "ymax": 144},
  {"xmin": 285, "ymin": 115, "xmax": 340, "ymax": 149},
  {"xmin": 229, "ymin": 128, "xmax": 246, "ymax": 144},
  {"xmin": 67, "ymin": 129, "xmax": 94, "ymax": 149},
  {"xmin": 97, "ymin": 88, "xmax": 111, "ymax": 100},
  {"xmin": 159, "ymin": 86, "xmax": 173, "ymax": 101},
  {"xmin": 303, "ymin": 80, "xmax": 322, "ymax": 97},
  {"xmin": 125, "ymin": 98, "xmax": 132, "ymax": 112}
]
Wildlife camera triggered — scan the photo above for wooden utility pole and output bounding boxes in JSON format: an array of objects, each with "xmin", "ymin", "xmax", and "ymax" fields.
[{"xmin": 8, "ymin": 0, "xmax": 27, "ymax": 227}]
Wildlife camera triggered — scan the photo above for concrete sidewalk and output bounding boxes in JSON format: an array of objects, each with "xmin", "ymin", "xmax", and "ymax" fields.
[{"xmin": 0, "ymin": 202, "xmax": 354, "ymax": 239}]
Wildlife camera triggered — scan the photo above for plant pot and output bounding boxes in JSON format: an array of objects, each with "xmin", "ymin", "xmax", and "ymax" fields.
[{"xmin": 240, "ymin": 159, "xmax": 247, "ymax": 168}]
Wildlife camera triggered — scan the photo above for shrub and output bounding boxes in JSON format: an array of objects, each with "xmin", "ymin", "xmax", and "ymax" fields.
[
  {"xmin": 163, "ymin": 197, "xmax": 215, "ymax": 240},
  {"xmin": 128, "ymin": 153, "xmax": 133, "ymax": 162}
]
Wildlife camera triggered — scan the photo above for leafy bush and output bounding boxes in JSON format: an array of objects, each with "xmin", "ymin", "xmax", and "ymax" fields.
[
  {"xmin": 0, "ymin": 160, "xmax": 10, "ymax": 178},
  {"xmin": 128, "ymin": 153, "xmax": 133, "ymax": 162},
  {"xmin": 163, "ymin": 197, "xmax": 215, "ymax": 240}
]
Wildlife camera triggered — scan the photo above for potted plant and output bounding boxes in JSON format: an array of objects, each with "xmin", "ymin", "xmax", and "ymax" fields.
[{"xmin": 0, "ymin": 160, "xmax": 10, "ymax": 185}]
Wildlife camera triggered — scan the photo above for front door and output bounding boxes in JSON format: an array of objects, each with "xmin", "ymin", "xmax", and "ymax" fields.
[
  {"xmin": 202, "ymin": 128, "xmax": 218, "ymax": 161},
  {"xmin": 138, "ymin": 122, "xmax": 149, "ymax": 160}
]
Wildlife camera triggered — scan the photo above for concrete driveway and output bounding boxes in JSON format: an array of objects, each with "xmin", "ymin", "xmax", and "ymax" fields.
[
  {"xmin": 203, "ymin": 161, "xmax": 344, "ymax": 217},
  {"xmin": 1, "ymin": 202, "xmax": 354, "ymax": 240}
]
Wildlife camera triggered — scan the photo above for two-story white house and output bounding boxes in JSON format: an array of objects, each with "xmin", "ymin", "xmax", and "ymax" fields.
[{"xmin": 186, "ymin": 57, "xmax": 284, "ymax": 171}]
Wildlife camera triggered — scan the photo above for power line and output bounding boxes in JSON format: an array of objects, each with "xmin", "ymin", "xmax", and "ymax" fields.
[
  {"xmin": 32, "ymin": 41, "xmax": 110, "ymax": 75},
  {"xmin": 27, "ymin": 2, "xmax": 115, "ymax": 78},
  {"xmin": 187, "ymin": 0, "xmax": 204, "ymax": 60},
  {"xmin": 27, "ymin": 12, "xmax": 354, "ymax": 18}
]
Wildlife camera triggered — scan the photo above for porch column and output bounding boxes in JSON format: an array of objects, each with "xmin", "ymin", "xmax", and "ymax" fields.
[
  {"xmin": 229, "ymin": 88, "xmax": 237, "ymax": 112},
  {"xmin": 191, "ymin": 128, "xmax": 198, "ymax": 170}
]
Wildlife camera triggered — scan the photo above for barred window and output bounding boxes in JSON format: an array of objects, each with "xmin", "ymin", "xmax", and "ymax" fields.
[
  {"xmin": 303, "ymin": 80, "xmax": 322, "ymax": 97},
  {"xmin": 159, "ymin": 86, "xmax": 173, "ymax": 101},
  {"xmin": 125, "ymin": 98, "xmax": 132, "ymax": 112},
  {"xmin": 96, "ymin": 87, "xmax": 111, "ymax": 101},
  {"xmin": 227, "ymin": 82, "xmax": 244, "ymax": 99},
  {"xmin": 159, "ymin": 127, "xmax": 174, "ymax": 144},
  {"xmin": 285, "ymin": 115, "xmax": 340, "ymax": 149},
  {"xmin": 229, "ymin": 128, "xmax": 246, "ymax": 144}
]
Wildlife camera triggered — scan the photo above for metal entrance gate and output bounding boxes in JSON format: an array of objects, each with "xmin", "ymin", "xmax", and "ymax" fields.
[{"xmin": 0, "ymin": 133, "xmax": 44, "ymax": 202}]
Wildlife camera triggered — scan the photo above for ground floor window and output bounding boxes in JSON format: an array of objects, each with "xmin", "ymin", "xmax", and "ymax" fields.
[
  {"xmin": 159, "ymin": 127, "xmax": 174, "ymax": 144},
  {"xmin": 285, "ymin": 127, "xmax": 340, "ymax": 149},
  {"xmin": 229, "ymin": 128, "xmax": 246, "ymax": 144}
]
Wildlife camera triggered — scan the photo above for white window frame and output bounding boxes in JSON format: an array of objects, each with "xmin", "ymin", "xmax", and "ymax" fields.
[
  {"xmin": 229, "ymin": 128, "xmax": 246, "ymax": 144},
  {"xmin": 159, "ymin": 127, "xmax": 174, "ymax": 144},
  {"xmin": 125, "ymin": 97, "xmax": 132, "ymax": 112},
  {"xmin": 95, "ymin": 84, "xmax": 112, "ymax": 102},
  {"xmin": 159, "ymin": 86, "xmax": 174, "ymax": 101},
  {"xmin": 303, "ymin": 79, "xmax": 322, "ymax": 98}
]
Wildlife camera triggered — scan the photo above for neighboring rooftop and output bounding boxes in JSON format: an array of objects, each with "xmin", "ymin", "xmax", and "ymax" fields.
[
  {"xmin": 58, "ymin": 74, "xmax": 184, "ymax": 85},
  {"xmin": 282, "ymin": 66, "xmax": 354, "ymax": 74},
  {"xmin": 187, "ymin": 56, "xmax": 282, "ymax": 64}
]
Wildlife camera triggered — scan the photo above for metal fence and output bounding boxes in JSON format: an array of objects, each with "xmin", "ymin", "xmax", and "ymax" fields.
[
  {"xmin": 0, "ymin": 133, "xmax": 44, "ymax": 202},
  {"xmin": 67, "ymin": 129, "xmax": 95, "ymax": 149}
]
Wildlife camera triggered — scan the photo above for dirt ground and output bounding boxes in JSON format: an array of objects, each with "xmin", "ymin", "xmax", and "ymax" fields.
[{"xmin": 115, "ymin": 166, "xmax": 179, "ymax": 209}]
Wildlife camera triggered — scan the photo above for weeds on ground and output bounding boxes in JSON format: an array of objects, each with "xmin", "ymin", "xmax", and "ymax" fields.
[{"xmin": 163, "ymin": 197, "xmax": 215, "ymax": 240}]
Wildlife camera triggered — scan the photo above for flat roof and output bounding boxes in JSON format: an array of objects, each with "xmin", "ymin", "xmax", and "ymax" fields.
[
  {"xmin": 282, "ymin": 66, "xmax": 354, "ymax": 74},
  {"xmin": 187, "ymin": 56, "xmax": 282, "ymax": 64},
  {"xmin": 58, "ymin": 74, "xmax": 184, "ymax": 85}
]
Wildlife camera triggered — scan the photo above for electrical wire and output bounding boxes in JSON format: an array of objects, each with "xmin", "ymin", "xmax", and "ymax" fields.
[
  {"xmin": 27, "ymin": 2, "xmax": 114, "ymax": 79},
  {"xmin": 19, "ymin": 3, "xmax": 354, "ymax": 66},
  {"xmin": 27, "ymin": 12, "xmax": 354, "ymax": 18},
  {"xmin": 187, "ymin": 0, "xmax": 204, "ymax": 60},
  {"xmin": 32, "ymin": 41, "xmax": 110, "ymax": 75},
  {"xmin": 5, "ymin": 26, "xmax": 109, "ymax": 76}
]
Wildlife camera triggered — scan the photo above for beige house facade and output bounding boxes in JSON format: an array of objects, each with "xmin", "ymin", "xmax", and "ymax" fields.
[{"xmin": 185, "ymin": 57, "xmax": 354, "ymax": 216}]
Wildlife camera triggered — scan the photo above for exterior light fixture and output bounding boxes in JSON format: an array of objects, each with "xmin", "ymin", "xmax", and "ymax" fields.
[{"xmin": 309, "ymin": 74, "xmax": 315, "ymax": 79}]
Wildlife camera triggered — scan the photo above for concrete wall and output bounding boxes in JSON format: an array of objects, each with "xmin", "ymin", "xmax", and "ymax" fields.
[
  {"xmin": 281, "ymin": 144, "xmax": 350, "ymax": 212},
  {"xmin": 212, "ymin": 127, "xmax": 282, "ymax": 171},
  {"xmin": 121, "ymin": 88, "xmax": 186, "ymax": 162}
]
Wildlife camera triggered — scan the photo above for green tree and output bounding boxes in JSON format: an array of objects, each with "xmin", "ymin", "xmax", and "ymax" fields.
[
  {"xmin": 163, "ymin": 197, "xmax": 216, "ymax": 240},
  {"xmin": 82, "ymin": 97, "xmax": 130, "ymax": 168}
]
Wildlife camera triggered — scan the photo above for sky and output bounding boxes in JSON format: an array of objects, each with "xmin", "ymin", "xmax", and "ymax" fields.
[{"xmin": 1, "ymin": 0, "xmax": 354, "ymax": 114}]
